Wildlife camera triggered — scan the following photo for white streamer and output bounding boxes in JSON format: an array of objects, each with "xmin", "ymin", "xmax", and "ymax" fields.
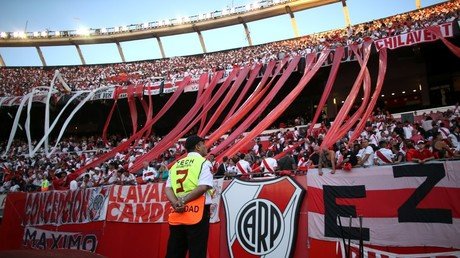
[{"xmin": 3, "ymin": 93, "xmax": 33, "ymax": 156}]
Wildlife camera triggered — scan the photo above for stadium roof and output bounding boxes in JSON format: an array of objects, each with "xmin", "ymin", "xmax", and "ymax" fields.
[{"xmin": 0, "ymin": 0, "xmax": 342, "ymax": 66}]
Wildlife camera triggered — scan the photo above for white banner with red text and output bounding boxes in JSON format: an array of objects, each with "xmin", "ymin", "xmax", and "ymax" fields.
[
  {"xmin": 23, "ymin": 186, "xmax": 110, "ymax": 226},
  {"xmin": 106, "ymin": 178, "xmax": 223, "ymax": 223},
  {"xmin": 374, "ymin": 22, "xmax": 454, "ymax": 50},
  {"xmin": 307, "ymin": 161, "xmax": 460, "ymax": 249}
]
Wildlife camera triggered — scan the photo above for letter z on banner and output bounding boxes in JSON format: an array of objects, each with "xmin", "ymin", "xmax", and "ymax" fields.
[
  {"xmin": 222, "ymin": 176, "xmax": 305, "ymax": 258},
  {"xmin": 307, "ymin": 161, "xmax": 460, "ymax": 248}
]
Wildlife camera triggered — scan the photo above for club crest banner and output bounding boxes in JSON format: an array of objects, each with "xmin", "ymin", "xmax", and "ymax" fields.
[{"xmin": 222, "ymin": 177, "xmax": 305, "ymax": 258}]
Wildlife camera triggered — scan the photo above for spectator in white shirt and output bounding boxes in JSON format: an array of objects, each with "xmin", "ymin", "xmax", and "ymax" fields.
[{"xmin": 357, "ymin": 139, "xmax": 375, "ymax": 167}]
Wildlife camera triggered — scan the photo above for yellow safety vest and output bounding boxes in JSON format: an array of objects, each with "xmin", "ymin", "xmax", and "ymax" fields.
[
  {"xmin": 169, "ymin": 155, "xmax": 205, "ymax": 197},
  {"xmin": 41, "ymin": 179, "xmax": 49, "ymax": 192}
]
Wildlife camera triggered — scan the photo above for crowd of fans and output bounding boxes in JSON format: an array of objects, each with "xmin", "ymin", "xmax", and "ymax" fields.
[
  {"xmin": 1, "ymin": 106, "xmax": 459, "ymax": 193},
  {"xmin": 0, "ymin": 0, "xmax": 459, "ymax": 97}
]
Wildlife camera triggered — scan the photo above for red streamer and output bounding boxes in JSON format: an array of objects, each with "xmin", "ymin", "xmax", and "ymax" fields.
[
  {"xmin": 219, "ymin": 50, "xmax": 331, "ymax": 161},
  {"xmin": 307, "ymin": 47, "xmax": 345, "ymax": 136}
]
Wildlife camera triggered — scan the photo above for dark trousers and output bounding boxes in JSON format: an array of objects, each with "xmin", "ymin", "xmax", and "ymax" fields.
[{"xmin": 165, "ymin": 205, "xmax": 210, "ymax": 258}]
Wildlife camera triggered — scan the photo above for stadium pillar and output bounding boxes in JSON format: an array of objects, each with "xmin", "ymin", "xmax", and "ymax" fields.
[
  {"xmin": 416, "ymin": 0, "xmax": 421, "ymax": 9},
  {"xmin": 156, "ymin": 37, "xmax": 166, "ymax": 58},
  {"xmin": 115, "ymin": 42, "xmax": 126, "ymax": 63},
  {"xmin": 239, "ymin": 18, "xmax": 253, "ymax": 46},
  {"xmin": 35, "ymin": 46, "xmax": 47, "ymax": 66},
  {"xmin": 75, "ymin": 44, "xmax": 86, "ymax": 65},
  {"xmin": 193, "ymin": 25, "xmax": 207, "ymax": 53},
  {"xmin": 0, "ymin": 52, "xmax": 5, "ymax": 67},
  {"xmin": 285, "ymin": 6, "xmax": 300, "ymax": 38},
  {"xmin": 340, "ymin": 0, "xmax": 352, "ymax": 28}
]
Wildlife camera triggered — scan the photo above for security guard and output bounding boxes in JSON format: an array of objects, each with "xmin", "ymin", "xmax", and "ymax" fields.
[{"xmin": 165, "ymin": 135, "xmax": 213, "ymax": 258}]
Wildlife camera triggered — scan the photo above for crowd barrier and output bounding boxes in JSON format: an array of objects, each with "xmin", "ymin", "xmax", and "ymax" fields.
[{"xmin": 0, "ymin": 160, "xmax": 459, "ymax": 258}]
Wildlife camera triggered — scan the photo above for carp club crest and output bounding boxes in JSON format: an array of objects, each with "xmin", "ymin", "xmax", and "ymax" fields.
[{"xmin": 222, "ymin": 177, "xmax": 305, "ymax": 258}]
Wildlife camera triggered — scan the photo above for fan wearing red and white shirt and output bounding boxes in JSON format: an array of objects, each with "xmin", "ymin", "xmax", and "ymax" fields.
[
  {"xmin": 142, "ymin": 161, "xmax": 157, "ymax": 183},
  {"xmin": 260, "ymin": 151, "xmax": 278, "ymax": 177},
  {"xmin": 374, "ymin": 140, "xmax": 394, "ymax": 165},
  {"xmin": 236, "ymin": 154, "xmax": 252, "ymax": 177},
  {"xmin": 297, "ymin": 152, "xmax": 310, "ymax": 172}
]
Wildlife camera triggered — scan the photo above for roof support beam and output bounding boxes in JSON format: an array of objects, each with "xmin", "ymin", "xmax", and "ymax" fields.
[
  {"xmin": 239, "ymin": 17, "xmax": 253, "ymax": 46},
  {"xmin": 416, "ymin": 0, "xmax": 421, "ymax": 9},
  {"xmin": 193, "ymin": 25, "xmax": 207, "ymax": 53},
  {"xmin": 156, "ymin": 37, "xmax": 166, "ymax": 58},
  {"xmin": 285, "ymin": 6, "xmax": 300, "ymax": 38},
  {"xmin": 75, "ymin": 44, "xmax": 86, "ymax": 65},
  {"xmin": 35, "ymin": 46, "xmax": 47, "ymax": 66},
  {"xmin": 115, "ymin": 41, "xmax": 126, "ymax": 63},
  {"xmin": 340, "ymin": 0, "xmax": 352, "ymax": 27},
  {"xmin": 0, "ymin": 52, "xmax": 5, "ymax": 67}
]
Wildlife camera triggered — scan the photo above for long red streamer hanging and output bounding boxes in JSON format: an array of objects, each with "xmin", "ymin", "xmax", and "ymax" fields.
[
  {"xmin": 205, "ymin": 60, "xmax": 279, "ymax": 147},
  {"xmin": 428, "ymin": 25, "xmax": 460, "ymax": 58},
  {"xmin": 126, "ymin": 85, "xmax": 138, "ymax": 135},
  {"xmin": 212, "ymin": 55, "xmax": 315, "ymax": 158},
  {"xmin": 348, "ymin": 48, "xmax": 388, "ymax": 144},
  {"xmin": 320, "ymin": 40, "xmax": 372, "ymax": 148},
  {"xmin": 210, "ymin": 57, "xmax": 302, "ymax": 157},
  {"xmin": 197, "ymin": 76, "xmax": 212, "ymax": 135},
  {"xmin": 307, "ymin": 47, "xmax": 345, "ymax": 136},
  {"xmin": 328, "ymin": 44, "xmax": 373, "ymax": 144},
  {"xmin": 200, "ymin": 65, "xmax": 257, "ymax": 137},
  {"xmin": 75, "ymin": 76, "xmax": 192, "ymax": 175},
  {"xmin": 102, "ymin": 87, "xmax": 122, "ymax": 144},
  {"xmin": 223, "ymin": 64, "xmax": 263, "ymax": 122},
  {"xmin": 129, "ymin": 70, "xmax": 230, "ymax": 172},
  {"xmin": 219, "ymin": 50, "xmax": 331, "ymax": 161}
]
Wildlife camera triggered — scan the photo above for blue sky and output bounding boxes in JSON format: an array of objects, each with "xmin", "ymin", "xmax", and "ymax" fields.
[{"xmin": 0, "ymin": 0, "xmax": 446, "ymax": 66}]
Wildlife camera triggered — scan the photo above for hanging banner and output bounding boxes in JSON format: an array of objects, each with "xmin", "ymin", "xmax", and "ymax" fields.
[
  {"xmin": 91, "ymin": 87, "xmax": 115, "ymax": 100},
  {"xmin": 0, "ymin": 193, "xmax": 6, "ymax": 218},
  {"xmin": 23, "ymin": 226, "xmax": 101, "ymax": 252},
  {"xmin": 23, "ymin": 186, "xmax": 110, "ymax": 226},
  {"xmin": 222, "ymin": 177, "xmax": 305, "ymax": 258},
  {"xmin": 106, "ymin": 179, "xmax": 223, "ymax": 223},
  {"xmin": 307, "ymin": 161, "xmax": 460, "ymax": 249},
  {"xmin": 374, "ymin": 22, "xmax": 454, "ymax": 50}
]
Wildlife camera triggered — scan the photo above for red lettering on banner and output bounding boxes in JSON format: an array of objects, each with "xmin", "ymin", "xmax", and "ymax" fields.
[
  {"xmin": 109, "ymin": 186, "xmax": 118, "ymax": 202},
  {"xmin": 149, "ymin": 203, "xmax": 164, "ymax": 222},
  {"xmin": 138, "ymin": 184, "xmax": 150, "ymax": 203},
  {"xmin": 397, "ymin": 35, "xmax": 405, "ymax": 47},
  {"xmin": 134, "ymin": 203, "xmax": 150, "ymax": 222},
  {"xmin": 384, "ymin": 37, "xmax": 393, "ymax": 49},
  {"xmin": 106, "ymin": 202, "xmax": 121, "ymax": 221},
  {"xmin": 406, "ymin": 32, "xmax": 415, "ymax": 45},
  {"xmin": 146, "ymin": 184, "xmax": 160, "ymax": 203},
  {"xmin": 413, "ymin": 30, "xmax": 422, "ymax": 42},
  {"xmin": 441, "ymin": 23, "xmax": 453, "ymax": 36},
  {"xmin": 125, "ymin": 186, "xmax": 137, "ymax": 202},
  {"xmin": 160, "ymin": 183, "xmax": 168, "ymax": 202},
  {"xmin": 119, "ymin": 204, "xmax": 134, "ymax": 222},
  {"xmin": 163, "ymin": 202, "xmax": 172, "ymax": 221},
  {"xmin": 424, "ymin": 29, "xmax": 436, "ymax": 41}
]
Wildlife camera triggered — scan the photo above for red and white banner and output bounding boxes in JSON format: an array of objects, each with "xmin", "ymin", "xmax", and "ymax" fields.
[
  {"xmin": 307, "ymin": 161, "xmax": 460, "ymax": 249},
  {"xmin": 222, "ymin": 177, "xmax": 305, "ymax": 258},
  {"xmin": 23, "ymin": 186, "xmax": 110, "ymax": 226},
  {"xmin": 0, "ymin": 193, "xmax": 6, "ymax": 218},
  {"xmin": 23, "ymin": 226, "xmax": 101, "ymax": 252},
  {"xmin": 374, "ymin": 22, "xmax": 454, "ymax": 50},
  {"xmin": 107, "ymin": 179, "xmax": 223, "ymax": 223},
  {"xmin": 337, "ymin": 241, "xmax": 460, "ymax": 258}
]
